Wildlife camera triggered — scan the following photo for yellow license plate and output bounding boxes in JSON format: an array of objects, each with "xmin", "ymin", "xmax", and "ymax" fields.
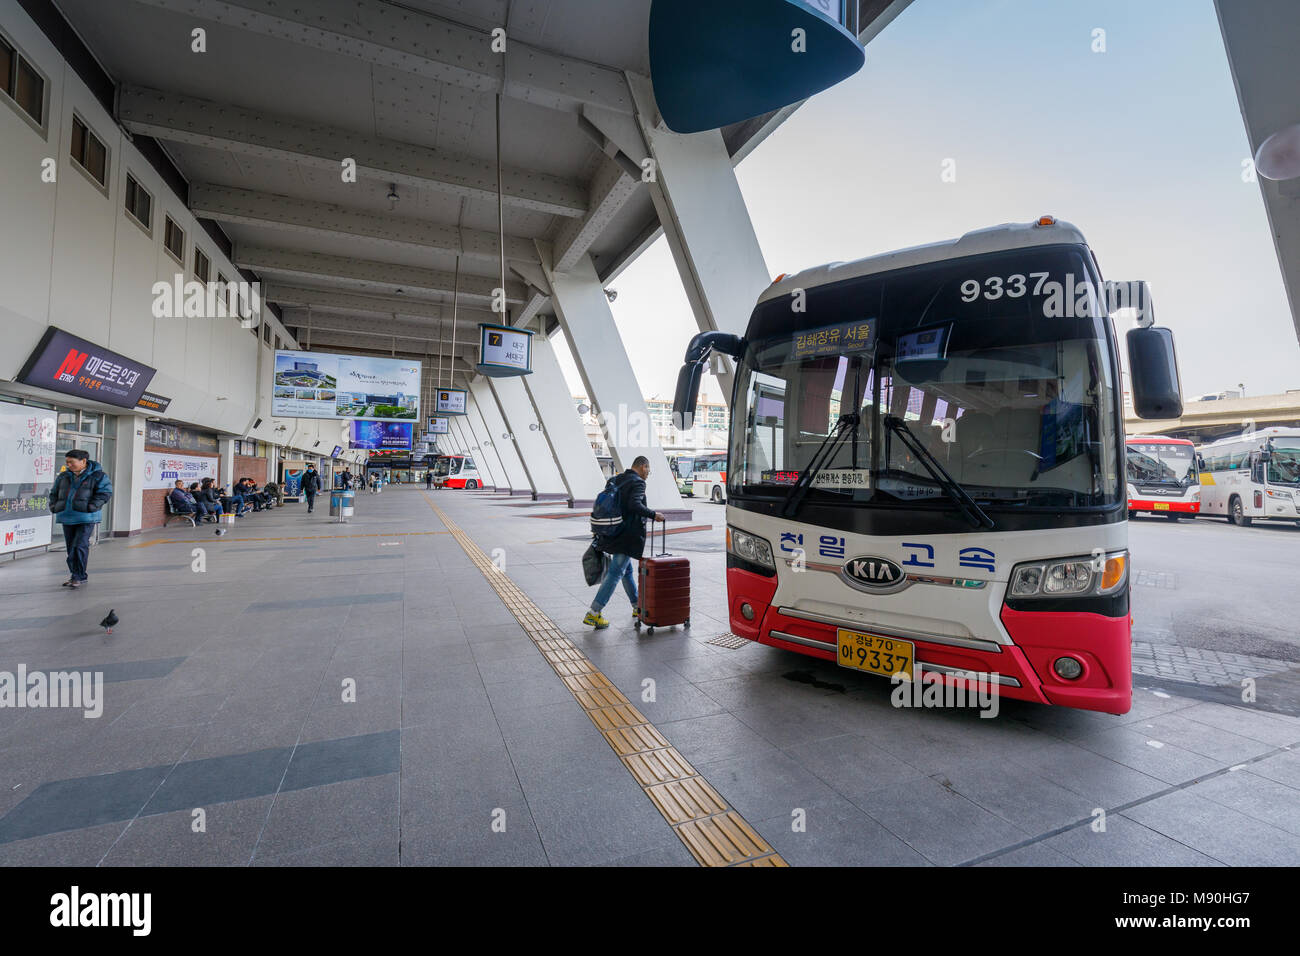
[
  {"xmin": 1154, "ymin": 502, "xmax": 1169, "ymax": 510},
  {"xmin": 837, "ymin": 629, "xmax": 914, "ymax": 680}
]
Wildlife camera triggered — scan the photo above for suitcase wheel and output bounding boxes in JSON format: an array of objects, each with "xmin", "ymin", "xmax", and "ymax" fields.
[
  {"xmin": 634, "ymin": 620, "xmax": 641, "ymax": 631},
  {"xmin": 684, "ymin": 618, "xmax": 690, "ymax": 628},
  {"xmin": 646, "ymin": 626, "xmax": 654, "ymax": 634}
]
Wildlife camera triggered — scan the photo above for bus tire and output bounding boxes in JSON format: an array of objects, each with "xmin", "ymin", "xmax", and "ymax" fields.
[
  {"xmin": 1229, "ymin": 496, "xmax": 1252, "ymax": 526},
  {"xmin": 1128, "ymin": 510, "xmax": 1136, "ymax": 519},
  {"xmin": 1165, "ymin": 514, "xmax": 1179, "ymax": 521},
  {"xmin": 711, "ymin": 486, "xmax": 723, "ymax": 504},
  {"xmin": 466, "ymin": 480, "xmax": 478, "ymax": 489}
]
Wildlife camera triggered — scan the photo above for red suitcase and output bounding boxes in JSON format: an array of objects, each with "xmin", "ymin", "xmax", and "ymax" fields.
[{"xmin": 636, "ymin": 518, "xmax": 691, "ymax": 633}]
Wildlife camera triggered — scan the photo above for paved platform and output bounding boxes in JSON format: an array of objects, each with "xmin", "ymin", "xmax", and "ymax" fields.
[{"xmin": 1, "ymin": 487, "xmax": 1298, "ymax": 866}]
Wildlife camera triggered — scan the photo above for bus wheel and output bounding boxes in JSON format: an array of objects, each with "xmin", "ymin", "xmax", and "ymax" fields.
[
  {"xmin": 1128, "ymin": 510, "xmax": 1136, "ymax": 519},
  {"xmin": 1230, "ymin": 496, "xmax": 1252, "ymax": 526},
  {"xmin": 1165, "ymin": 514, "xmax": 1179, "ymax": 521},
  {"xmin": 711, "ymin": 486, "xmax": 723, "ymax": 504},
  {"xmin": 466, "ymin": 480, "xmax": 478, "ymax": 489}
]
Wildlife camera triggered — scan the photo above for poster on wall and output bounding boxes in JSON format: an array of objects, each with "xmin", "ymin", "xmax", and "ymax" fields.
[
  {"xmin": 272, "ymin": 350, "xmax": 421, "ymax": 421},
  {"xmin": 0, "ymin": 402, "xmax": 56, "ymax": 555},
  {"xmin": 140, "ymin": 453, "xmax": 220, "ymax": 490},
  {"xmin": 281, "ymin": 461, "xmax": 306, "ymax": 500},
  {"xmin": 435, "ymin": 388, "xmax": 467, "ymax": 415},
  {"xmin": 349, "ymin": 420, "xmax": 413, "ymax": 450}
]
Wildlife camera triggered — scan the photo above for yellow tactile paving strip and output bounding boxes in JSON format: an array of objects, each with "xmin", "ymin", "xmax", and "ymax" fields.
[
  {"xmin": 423, "ymin": 494, "xmax": 788, "ymax": 867},
  {"xmin": 129, "ymin": 531, "xmax": 450, "ymax": 548}
]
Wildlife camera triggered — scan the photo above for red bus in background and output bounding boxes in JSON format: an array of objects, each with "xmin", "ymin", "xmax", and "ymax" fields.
[
  {"xmin": 1126, "ymin": 435, "xmax": 1200, "ymax": 519},
  {"xmin": 433, "ymin": 454, "xmax": 483, "ymax": 489}
]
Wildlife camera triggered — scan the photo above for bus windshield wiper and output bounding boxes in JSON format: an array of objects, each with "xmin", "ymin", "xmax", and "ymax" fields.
[
  {"xmin": 781, "ymin": 413, "xmax": 859, "ymax": 518},
  {"xmin": 883, "ymin": 415, "xmax": 994, "ymax": 530}
]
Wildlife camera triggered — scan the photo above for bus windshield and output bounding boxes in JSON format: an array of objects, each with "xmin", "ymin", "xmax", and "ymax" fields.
[
  {"xmin": 432, "ymin": 457, "xmax": 452, "ymax": 477},
  {"xmin": 730, "ymin": 245, "xmax": 1120, "ymax": 511},
  {"xmin": 1127, "ymin": 442, "xmax": 1197, "ymax": 486},
  {"xmin": 1269, "ymin": 447, "xmax": 1300, "ymax": 485}
]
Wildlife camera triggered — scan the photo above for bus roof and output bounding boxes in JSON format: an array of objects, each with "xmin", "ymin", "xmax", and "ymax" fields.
[
  {"xmin": 1197, "ymin": 427, "xmax": 1300, "ymax": 449},
  {"xmin": 1126, "ymin": 435, "xmax": 1194, "ymax": 444},
  {"xmin": 758, "ymin": 217, "xmax": 1090, "ymax": 306}
]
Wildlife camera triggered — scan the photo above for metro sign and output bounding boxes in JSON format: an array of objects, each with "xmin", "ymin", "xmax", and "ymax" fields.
[{"xmin": 54, "ymin": 348, "xmax": 88, "ymax": 383}]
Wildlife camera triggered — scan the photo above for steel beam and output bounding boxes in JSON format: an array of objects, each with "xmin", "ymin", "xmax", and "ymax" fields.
[
  {"xmin": 119, "ymin": 86, "xmax": 587, "ymax": 218},
  {"xmin": 262, "ymin": 284, "xmax": 497, "ymax": 325}
]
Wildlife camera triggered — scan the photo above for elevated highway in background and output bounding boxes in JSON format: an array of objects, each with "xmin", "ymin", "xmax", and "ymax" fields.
[{"xmin": 1126, "ymin": 391, "xmax": 1300, "ymax": 443}]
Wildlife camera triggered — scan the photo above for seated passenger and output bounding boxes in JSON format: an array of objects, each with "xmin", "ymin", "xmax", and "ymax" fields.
[
  {"xmin": 168, "ymin": 480, "xmax": 203, "ymax": 521},
  {"xmin": 197, "ymin": 479, "xmax": 224, "ymax": 521}
]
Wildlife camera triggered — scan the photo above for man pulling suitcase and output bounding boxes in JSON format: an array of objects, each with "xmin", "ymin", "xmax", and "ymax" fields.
[{"xmin": 584, "ymin": 456, "xmax": 665, "ymax": 630}]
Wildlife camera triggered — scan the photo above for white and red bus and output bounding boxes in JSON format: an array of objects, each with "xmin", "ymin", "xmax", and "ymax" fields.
[
  {"xmin": 674, "ymin": 217, "xmax": 1183, "ymax": 714},
  {"xmin": 432, "ymin": 454, "xmax": 483, "ymax": 489},
  {"xmin": 1125, "ymin": 435, "xmax": 1200, "ymax": 519}
]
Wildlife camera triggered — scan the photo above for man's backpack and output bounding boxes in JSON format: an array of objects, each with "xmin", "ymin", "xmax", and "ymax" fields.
[{"xmin": 590, "ymin": 473, "xmax": 630, "ymax": 539}]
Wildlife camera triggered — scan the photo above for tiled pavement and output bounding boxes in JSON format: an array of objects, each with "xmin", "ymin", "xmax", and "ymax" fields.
[{"xmin": 1, "ymin": 487, "xmax": 1298, "ymax": 866}]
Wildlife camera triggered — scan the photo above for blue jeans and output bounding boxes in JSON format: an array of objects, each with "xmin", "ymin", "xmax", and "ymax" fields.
[
  {"xmin": 62, "ymin": 522, "xmax": 94, "ymax": 581},
  {"xmin": 592, "ymin": 553, "xmax": 637, "ymax": 613}
]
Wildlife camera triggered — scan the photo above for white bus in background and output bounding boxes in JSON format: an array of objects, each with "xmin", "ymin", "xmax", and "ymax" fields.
[
  {"xmin": 1196, "ymin": 427, "xmax": 1300, "ymax": 527},
  {"xmin": 692, "ymin": 452, "xmax": 728, "ymax": 503}
]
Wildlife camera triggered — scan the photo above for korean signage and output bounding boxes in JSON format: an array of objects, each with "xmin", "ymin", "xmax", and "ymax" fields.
[
  {"xmin": 16, "ymin": 327, "xmax": 157, "ymax": 408},
  {"xmin": 272, "ymin": 349, "xmax": 421, "ymax": 421},
  {"xmin": 135, "ymin": 391, "xmax": 172, "ymax": 413},
  {"xmin": 141, "ymin": 453, "xmax": 219, "ymax": 490},
  {"xmin": 435, "ymin": 388, "xmax": 467, "ymax": 415},
  {"xmin": 477, "ymin": 324, "xmax": 533, "ymax": 376},
  {"xmin": 0, "ymin": 402, "xmax": 56, "ymax": 554},
  {"xmin": 791, "ymin": 319, "xmax": 876, "ymax": 360},
  {"xmin": 428, "ymin": 417, "xmax": 450, "ymax": 435}
]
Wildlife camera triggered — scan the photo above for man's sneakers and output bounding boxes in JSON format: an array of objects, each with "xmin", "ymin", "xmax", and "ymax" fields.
[
  {"xmin": 61, "ymin": 578, "xmax": 74, "ymax": 587},
  {"xmin": 582, "ymin": 611, "xmax": 610, "ymax": 630}
]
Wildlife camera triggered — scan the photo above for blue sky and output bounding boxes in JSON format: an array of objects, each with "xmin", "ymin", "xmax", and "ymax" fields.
[{"xmin": 557, "ymin": 0, "xmax": 1298, "ymax": 403}]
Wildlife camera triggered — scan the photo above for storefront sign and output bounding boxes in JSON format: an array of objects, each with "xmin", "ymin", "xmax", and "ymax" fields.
[
  {"xmin": 135, "ymin": 391, "xmax": 172, "ymax": 413},
  {"xmin": 145, "ymin": 422, "xmax": 219, "ymax": 454},
  {"xmin": 0, "ymin": 402, "xmax": 56, "ymax": 554},
  {"xmin": 17, "ymin": 327, "xmax": 157, "ymax": 408}
]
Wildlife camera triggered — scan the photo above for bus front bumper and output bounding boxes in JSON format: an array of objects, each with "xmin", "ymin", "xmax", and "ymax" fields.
[
  {"xmin": 1129, "ymin": 498, "xmax": 1199, "ymax": 513},
  {"xmin": 727, "ymin": 567, "xmax": 1132, "ymax": 715}
]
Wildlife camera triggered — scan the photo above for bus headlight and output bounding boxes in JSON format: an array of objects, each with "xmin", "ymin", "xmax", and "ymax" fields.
[
  {"xmin": 1008, "ymin": 552, "xmax": 1128, "ymax": 599},
  {"xmin": 1266, "ymin": 488, "xmax": 1292, "ymax": 500},
  {"xmin": 728, "ymin": 527, "xmax": 776, "ymax": 570}
]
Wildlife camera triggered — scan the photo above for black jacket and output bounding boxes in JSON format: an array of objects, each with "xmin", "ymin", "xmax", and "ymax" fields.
[
  {"xmin": 49, "ymin": 461, "xmax": 113, "ymax": 523},
  {"xmin": 600, "ymin": 470, "xmax": 656, "ymax": 558},
  {"xmin": 301, "ymin": 470, "xmax": 321, "ymax": 493}
]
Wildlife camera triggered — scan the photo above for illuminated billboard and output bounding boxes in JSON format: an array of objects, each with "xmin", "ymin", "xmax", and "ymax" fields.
[{"xmin": 272, "ymin": 350, "xmax": 421, "ymax": 421}]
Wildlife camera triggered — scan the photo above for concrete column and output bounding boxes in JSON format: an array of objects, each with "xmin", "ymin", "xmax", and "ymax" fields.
[
  {"xmin": 111, "ymin": 414, "xmax": 148, "ymax": 536},
  {"xmin": 542, "ymin": 252, "xmax": 686, "ymax": 517},
  {"xmin": 523, "ymin": 331, "xmax": 605, "ymax": 507},
  {"xmin": 632, "ymin": 85, "xmax": 771, "ymax": 400},
  {"xmin": 470, "ymin": 378, "xmax": 529, "ymax": 496},
  {"xmin": 218, "ymin": 437, "xmax": 236, "ymax": 490},
  {"xmin": 488, "ymin": 375, "xmax": 566, "ymax": 500},
  {"xmin": 461, "ymin": 396, "xmax": 508, "ymax": 491}
]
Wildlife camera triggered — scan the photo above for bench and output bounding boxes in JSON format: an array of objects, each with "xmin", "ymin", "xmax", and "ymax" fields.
[{"xmin": 164, "ymin": 497, "xmax": 198, "ymax": 527}]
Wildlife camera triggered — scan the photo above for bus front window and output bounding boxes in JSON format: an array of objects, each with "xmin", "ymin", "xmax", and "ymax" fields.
[
  {"xmin": 1268, "ymin": 447, "xmax": 1300, "ymax": 485},
  {"xmin": 730, "ymin": 246, "xmax": 1120, "ymax": 511},
  {"xmin": 1127, "ymin": 443, "xmax": 1197, "ymax": 487}
]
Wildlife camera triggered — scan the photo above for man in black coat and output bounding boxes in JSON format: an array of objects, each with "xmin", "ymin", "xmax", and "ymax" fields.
[
  {"xmin": 301, "ymin": 465, "xmax": 321, "ymax": 513},
  {"xmin": 584, "ymin": 456, "xmax": 665, "ymax": 630}
]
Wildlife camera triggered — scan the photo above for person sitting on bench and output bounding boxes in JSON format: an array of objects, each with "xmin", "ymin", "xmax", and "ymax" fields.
[{"xmin": 167, "ymin": 480, "xmax": 204, "ymax": 524}]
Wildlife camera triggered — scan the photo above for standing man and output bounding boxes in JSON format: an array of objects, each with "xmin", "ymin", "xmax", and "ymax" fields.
[
  {"xmin": 341, "ymin": 467, "xmax": 353, "ymax": 491},
  {"xmin": 301, "ymin": 463, "xmax": 321, "ymax": 514},
  {"xmin": 425, "ymin": 467, "xmax": 433, "ymax": 490},
  {"xmin": 49, "ymin": 449, "xmax": 113, "ymax": 589},
  {"xmin": 584, "ymin": 456, "xmax": 665, "ymax": 629}
]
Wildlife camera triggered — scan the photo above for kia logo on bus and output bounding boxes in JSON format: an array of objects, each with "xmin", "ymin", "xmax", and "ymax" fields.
[{"xmin": 841, "ymin": 555, "xmax": 907, "ymax": 593}]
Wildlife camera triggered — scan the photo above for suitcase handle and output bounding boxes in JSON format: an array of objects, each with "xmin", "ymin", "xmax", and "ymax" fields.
[{"xmin": 656, "ymin": 515, "xmax": 668, "ymax": 556}]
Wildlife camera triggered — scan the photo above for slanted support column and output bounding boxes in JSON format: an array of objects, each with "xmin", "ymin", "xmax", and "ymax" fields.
[
  {"xmin": 631, "ymin": 77, "xmax": 770, "ymax": 399},
  {"xmin": 470, "ymin": 378, "xmax": 530, "ymax": 496},
  {"xmin": 462, "ymin": 392, "xmax": 508, "ymax": 490},
  {"xmin": 542, "ymin": 251, "xmax": 687, "ymax": 519},
  {"xmin": 449, "ymin": 415, "xmax": 493, "ymax": 489},
  {"xmin": 522, "ymin": 330, "xmax": 605, "ymax": 507},
  {"xmin": 488, "ymin": 375, "xmax": 567, "ymax": 500}
]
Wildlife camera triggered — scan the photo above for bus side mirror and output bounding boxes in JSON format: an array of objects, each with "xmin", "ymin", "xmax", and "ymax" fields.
[
  {"xmin": 1127, "ymin": 326, "xmax": 1183, "ymax": 420},
  {"xmin": 673, "ymin": 361, "xmax": 703, "ymax": 430},
  {"xmin": 1196, "ymin": 454, "xmax": 1206, "ymax": 471}
]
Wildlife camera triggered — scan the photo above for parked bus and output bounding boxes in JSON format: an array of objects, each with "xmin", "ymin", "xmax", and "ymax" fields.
[
  {"xmin": 692, "ymin": 452, "xmax": 728, "ymax": 503},
  {"xmin": 673, "ymin": 217, "xmax": 1182, "ymax": 714},
  {"xmin": 668, "ymin": 453, "xmax": 697, "ymax": 495},
  {"xmin": 1196, "ymin": 427, "xmax": 1300, "ymax": 527},
  {"xmin": 432, "ymin": 453, "xmax": 483, "ymax": 489},
  {"xmin": 1125, "ymin": 435, "xmax": 1200, "ymax": 519}
]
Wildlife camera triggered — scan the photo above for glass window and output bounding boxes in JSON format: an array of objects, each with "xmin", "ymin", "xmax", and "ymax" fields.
[
  {"xmin": 57, "ymin": 410, "xmax": 78, "ymax": 431},
  {"xmin": 79, "ymin": 412, "xmax": 103, "ymax": 435},
  {"xmin": 70, "ymin": 115, "xmax": 107, "ymax": 186},
  {"xmin": 125, "ymin": 173, "xmax": 152, "ymax": 231},
  {"xmin": 0, "ymin": 36, "xmax": 12, "ymax": 99},
  {"xmin": 194, "ymin": 248, "xmax": 210, "ymax": 283},
  {"xmin": 164, "ymin": 216, "xmax": 185, "ymax": 263},
  {"xmin": 15, "ymin": 54, "xmax": 43, "ymax": 124}
]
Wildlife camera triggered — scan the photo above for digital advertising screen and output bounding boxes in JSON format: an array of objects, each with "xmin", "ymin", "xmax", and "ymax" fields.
[
  {"xmin": 349, "ymin": 420, "xmax": 414, "ymax": 450},
  {"xmin": 272, "ymin": 350, "xmax": 421, "ymax": 421}
]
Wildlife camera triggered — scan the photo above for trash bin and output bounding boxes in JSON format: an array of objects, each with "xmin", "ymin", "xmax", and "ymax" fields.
[{"xmin": 329, "ymin": 490, "xmax": 355, "ymax": 519}]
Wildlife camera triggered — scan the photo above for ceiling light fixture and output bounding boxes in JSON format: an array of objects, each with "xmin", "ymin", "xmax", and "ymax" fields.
[
  {"xmin": 1255, "ymin": 122, "xmax": 1300, "ymax": 181},
  {"xmin": 387, "ymin": 183, "xmax": 400, "ymax": 206}
]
